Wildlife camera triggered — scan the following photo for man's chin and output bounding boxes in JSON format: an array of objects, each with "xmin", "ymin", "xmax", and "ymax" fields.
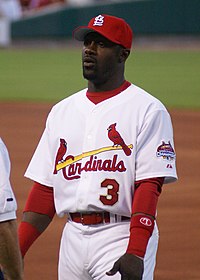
[{"xmin": 83, "ymin": 71, "xmax": 97, "ymax": 81}]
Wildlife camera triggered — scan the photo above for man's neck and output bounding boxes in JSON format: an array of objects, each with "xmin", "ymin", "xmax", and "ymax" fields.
[
  {"xmin": 87, "ymin": 76, "xmax": 125, "ymax": 92},
  {"xmin": 86, "ymin": 80, "xmax": 131, "ymax": 105}
]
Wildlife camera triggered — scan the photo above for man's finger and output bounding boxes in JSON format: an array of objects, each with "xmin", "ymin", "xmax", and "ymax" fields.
[
  {"xmin": 106, "ymin": 261, "xmax": 120, "ymax": 276},
  {"xmin": 106, "ymin": 268, "xmax": 118, "ymax": 276}
]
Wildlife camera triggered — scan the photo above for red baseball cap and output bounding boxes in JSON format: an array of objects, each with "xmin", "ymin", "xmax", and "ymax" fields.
[{"xmin": 73, "ymin": 14, "xmax": 133, "ymax": 49}]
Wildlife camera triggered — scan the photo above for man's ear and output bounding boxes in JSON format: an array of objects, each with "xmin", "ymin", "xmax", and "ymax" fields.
[{"xmin": 118, "ymin": 48, "xmax": 130, "ymax": 63}]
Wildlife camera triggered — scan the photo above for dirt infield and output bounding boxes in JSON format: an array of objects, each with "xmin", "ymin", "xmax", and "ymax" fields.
[{"xmin": 0, "ymin": 102, "xmax": 199, "ymax": 280}]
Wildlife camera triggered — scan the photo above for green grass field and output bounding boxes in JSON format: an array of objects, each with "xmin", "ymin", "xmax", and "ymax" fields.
[{"xmin": 0, "ymin": 49, "xmax": 199, "ymax": 109}]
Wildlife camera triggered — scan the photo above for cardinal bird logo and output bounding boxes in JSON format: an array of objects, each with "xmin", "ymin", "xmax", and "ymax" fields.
[
  {"xmin": 107, "ymin": 123, "xmax": 131, "ymax": 156},
  {"xmin": 53, "ymin": 138, "xmax": 67, "ymax": 174}
]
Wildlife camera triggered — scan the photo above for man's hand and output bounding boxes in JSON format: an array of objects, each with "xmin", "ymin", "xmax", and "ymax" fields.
[{"xmin": 106, "ymin": 253, "xmax": 144, "ymax": 280}]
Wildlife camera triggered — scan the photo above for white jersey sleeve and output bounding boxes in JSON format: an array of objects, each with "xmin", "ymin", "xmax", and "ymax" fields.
[
  {"xmin": 0, "ymin": 138, "xmax": 17, "ymax": 222},
  {"xmin": 24, "ymin": 113, "xmax": 54, "ymax": 187},
  {"xmin": 135, "ymin": 107, "xmax": 176, "ymax": 183}
]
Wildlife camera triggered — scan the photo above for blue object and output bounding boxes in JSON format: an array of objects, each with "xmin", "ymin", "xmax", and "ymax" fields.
[{"xmin": 0, "ymin": 270, "xmax": 4, "ymax": 280}]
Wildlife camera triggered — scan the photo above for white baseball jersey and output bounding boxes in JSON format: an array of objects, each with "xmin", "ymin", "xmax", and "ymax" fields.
[
  {"xmin": 0, "ymin": 138, "xmax": 17, "ymax": 222},
  {"xmin": 25, "ymin": 84, "xmax": 177, "ymax": 216},
  {"xmin": 25, "ymin": 83, "xmax": 177, "ymax": 218}
]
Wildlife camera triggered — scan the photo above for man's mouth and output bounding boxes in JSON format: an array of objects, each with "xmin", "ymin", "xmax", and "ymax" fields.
[
  {"xmin": 83, "ymin": 57, "xmax": 96, "ymax": 68},
  {"xmin": 84, "ymin": 62, "xmax": 95, "ymax": 67}
]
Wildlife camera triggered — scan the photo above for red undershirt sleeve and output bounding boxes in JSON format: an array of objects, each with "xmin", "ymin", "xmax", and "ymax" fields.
[
  {"xmin": 126, "ymin": 177, "xmax": 164, "ymax": 258},
  {"xmin": 23, "ymin": 182, "xmax": 55, "ymax": 218},
  {"xmin": 18, "ymin": 182, "xmax": 56, "ymax": 257}
]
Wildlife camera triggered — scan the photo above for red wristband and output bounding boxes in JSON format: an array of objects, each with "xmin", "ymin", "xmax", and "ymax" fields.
[
  {"xmin": 126, "ymin": 214, "xmax": 155, "ymax": 258},
  {"xmin": 126, "ymin": 177, "xmax": 163, "ymax": 257},
  {"xmin": 18, "ymin": 221, "xmax": 41, "ymax": 257}
]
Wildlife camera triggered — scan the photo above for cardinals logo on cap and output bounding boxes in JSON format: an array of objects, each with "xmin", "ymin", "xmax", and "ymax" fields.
[{"xmin": 93, "ymin": 15, "xmax": 104, "ymax": 26}]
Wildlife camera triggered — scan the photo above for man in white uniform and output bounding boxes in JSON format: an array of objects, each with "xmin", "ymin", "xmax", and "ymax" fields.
[
  {"xmin": 0, "ymin": 138, "xmax": 23, "ymax": 280},
  {"xmin": 18, "ymin": 14, "xmax": 177, "ymax": 280}
]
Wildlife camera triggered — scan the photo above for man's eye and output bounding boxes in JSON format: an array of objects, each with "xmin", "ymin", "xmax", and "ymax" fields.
[
  {"xmin": 84, "ymin": 40, "xmax": 90, "ymax": 46},
  {"xmin": 97, "ymin": 41, "xmax": 105, "ymax": 48},
  {"xmin": 83, "ymin": 40, "xmax": 106, "ymax": 48}
]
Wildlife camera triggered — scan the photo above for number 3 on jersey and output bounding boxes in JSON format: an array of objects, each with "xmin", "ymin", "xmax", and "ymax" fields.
[{"xmin": 100, "ymin": 179, "xmax": 119, "ymax": 205}]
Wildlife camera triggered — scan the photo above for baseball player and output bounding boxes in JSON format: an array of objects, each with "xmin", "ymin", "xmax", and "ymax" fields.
[
  {"xmin": 18, "ymin": 14, "xmax": 177, "ymax": 280},
  {"xmin": 0, "ymin": 138, "xmax": 23, "ymax": 280}
]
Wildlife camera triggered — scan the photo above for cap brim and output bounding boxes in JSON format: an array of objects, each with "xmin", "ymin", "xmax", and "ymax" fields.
[{"xmin": 73, "ymin": 27, "xmax": 96, "ymax": 41}]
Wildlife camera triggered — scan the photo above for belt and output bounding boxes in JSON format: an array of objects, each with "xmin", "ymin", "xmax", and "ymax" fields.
[{"xmin": 69, "ymin": 212, "xmax": 130, "ymax": 225}]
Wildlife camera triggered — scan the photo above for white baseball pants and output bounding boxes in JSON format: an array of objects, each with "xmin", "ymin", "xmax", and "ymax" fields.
[{"xmin": 58, "ymin": 220, "xmax": 159, "ymax": 280}]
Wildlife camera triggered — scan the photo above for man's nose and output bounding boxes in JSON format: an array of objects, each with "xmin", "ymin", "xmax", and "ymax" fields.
[{"xmin": 85, "ymin": 41, "xmax": 97, "ymax": 53}]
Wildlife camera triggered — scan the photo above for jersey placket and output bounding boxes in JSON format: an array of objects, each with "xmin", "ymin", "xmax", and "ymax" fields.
[{"xmin": 75, "ymin": 107, "xmax": 100, "ymax": 211}]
